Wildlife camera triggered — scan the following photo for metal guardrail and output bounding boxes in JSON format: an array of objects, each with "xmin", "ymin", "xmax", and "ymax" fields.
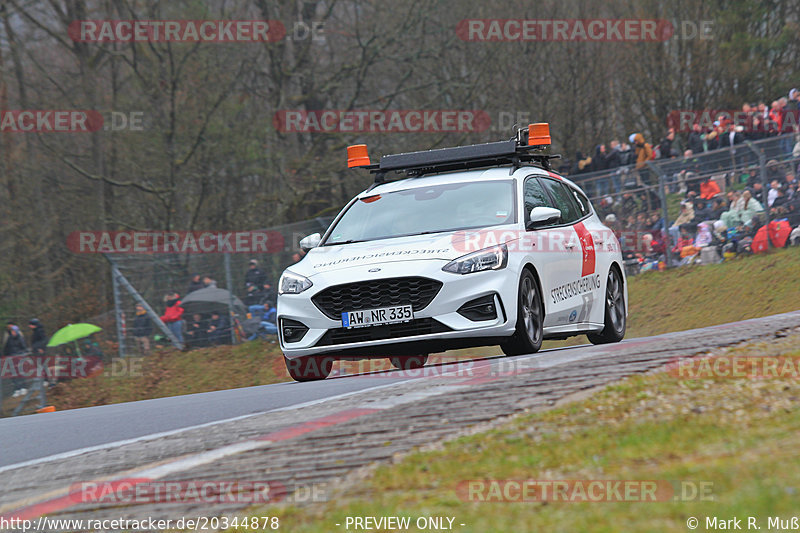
[{"xmin": 569, "ymin": 133, "xmax": 796, "ymax": 201}]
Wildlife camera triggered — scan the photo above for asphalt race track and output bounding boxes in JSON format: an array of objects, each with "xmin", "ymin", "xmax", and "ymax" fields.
[
  {"xmin": 2, "ymin": 310, "xmax": 800, "ymax": 524},
  {"xmin": 0, "ymin": 375, "xmax": 426, "ymax": 468}
]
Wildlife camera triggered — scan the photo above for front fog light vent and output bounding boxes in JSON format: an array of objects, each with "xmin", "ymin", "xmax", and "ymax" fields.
[
  {"xmin": 281, "ymin": 318, "xmax": 309, "ymax": 343},
  {"xmin": 457, "ymin": 294, "xmax": 499, "ymax": 322}
]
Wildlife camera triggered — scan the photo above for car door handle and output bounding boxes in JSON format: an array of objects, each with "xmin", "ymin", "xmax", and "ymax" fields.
[
  {"xmin": 594, "ymin": 238, "xmax": 604, "ymax": 245},
  {"xmin": 565, "ymin": 242, "xmax": 576, "ymax": 249}
]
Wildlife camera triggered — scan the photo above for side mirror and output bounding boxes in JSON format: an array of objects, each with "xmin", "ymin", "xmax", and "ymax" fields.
[
  {"xmin": 528, "ymin": 207, "xmax": 562, "ymax": 228},
  {"xmin": 299, "ymin": 233, "xmax": 321, "ymax": 252}
]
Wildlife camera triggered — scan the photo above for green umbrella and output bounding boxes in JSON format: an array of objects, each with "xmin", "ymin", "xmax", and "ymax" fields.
[{"xmin": 47, "ymin": 323, "xmax": 102, "ymax": 347}]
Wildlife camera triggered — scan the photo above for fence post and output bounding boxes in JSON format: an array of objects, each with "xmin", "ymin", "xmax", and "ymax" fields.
[
  {"xmin": 112, "ymin": 264, "xmax": 126, "ymax": 359},
  {"xmin": 106, "ymin": 257, "xmax": 184, "ymax": 350},
  {"xmin": 647, "ymin": 160, "xmax": 673, "ymax": 268},
  {"xmin": 224, "ymin": 253, "xmax": 237, "ymax": 344},
  {"xmin": 744, "ymin": 141, "xmax": 771, "ymax": 249}
]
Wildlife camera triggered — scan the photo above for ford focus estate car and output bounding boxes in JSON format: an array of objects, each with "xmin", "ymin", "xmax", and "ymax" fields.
[{"xmin": 277, "ymin": 124, "xmax": 627, "ymax": 381}]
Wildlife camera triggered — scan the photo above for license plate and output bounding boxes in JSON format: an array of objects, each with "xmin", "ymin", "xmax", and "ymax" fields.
[{"xmin": 342, "ymin": 305, "xmax": 413, "ymax": 328}]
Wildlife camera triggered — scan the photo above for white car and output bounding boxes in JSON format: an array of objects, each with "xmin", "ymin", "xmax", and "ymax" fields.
[{"xmin": 277, "ymin": 124, "xmax": 627, "ymax": 381}]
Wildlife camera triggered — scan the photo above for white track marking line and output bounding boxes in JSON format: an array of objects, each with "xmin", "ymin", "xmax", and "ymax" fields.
[{"xmin": 0, "ymin": 381, "xmax": 409, "ymax": 475}]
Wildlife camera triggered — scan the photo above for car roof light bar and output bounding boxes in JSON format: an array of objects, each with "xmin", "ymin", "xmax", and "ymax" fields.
[{"xmin": 348, "ymin": 123, "xmax": 561, "ymax": 183}]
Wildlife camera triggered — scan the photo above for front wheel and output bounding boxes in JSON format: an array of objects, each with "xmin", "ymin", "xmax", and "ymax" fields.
[
  {"xmin": 501, "ymin": 269, "xmax": 543, "ymax": 356},
  {"xmin": 284, "ymin": 355, "xmax": 334, "ymax": 382},
  {"xmin": 587, "ymin": 267, "xmax": 626, "ymax": 345}
]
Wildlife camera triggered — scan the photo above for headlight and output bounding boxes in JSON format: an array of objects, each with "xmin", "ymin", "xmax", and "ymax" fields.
[
  {"xmin": 442, "ymin": 243, "xmax": 508, "ymax": 274},
  {"xmin": 278, "ymin": 270, "xmax": 313, "ymax": 294}
]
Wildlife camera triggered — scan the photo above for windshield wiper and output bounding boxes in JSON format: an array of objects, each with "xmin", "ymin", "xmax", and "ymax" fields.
[{"xmin": 323, "ymin": 239, "xmax": 370, "ymax": 246}]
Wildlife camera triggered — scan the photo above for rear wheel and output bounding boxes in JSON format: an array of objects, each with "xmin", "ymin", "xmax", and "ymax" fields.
[
  {"xmin": 501, "ymin": 269, "xmax": 543, "ymax": 356},
  {"xmin": 284, "ymin": 355, "xmax": 334, "ymax": 382},
  {"xmin": 389, "ymin": 354, "xmax": 428, "ymax": 371},
  {"xmin": 587, "ymin": 267, "xmax": 626, "ymax": 345}
]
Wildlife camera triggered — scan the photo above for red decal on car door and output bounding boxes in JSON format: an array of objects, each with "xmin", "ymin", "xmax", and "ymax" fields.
[{"xmin": 574, "ymin": 222, "xmax": 596, "ymax": 277}]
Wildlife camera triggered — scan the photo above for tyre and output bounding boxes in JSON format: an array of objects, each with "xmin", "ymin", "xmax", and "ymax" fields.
[
  {"xmin": 587, "ymin": 267, "xmax": 626, "ymax": 345},
  {"xmin": 501, "ymin": 269, "xmax": 543, "ymax": 356},
  {"xmin": 389, "ymin": 354, "xmax": 428, "ymax": 371},
  {"xmin": 284, "ymin": 354, "xmax": 334, "ymax": 382}
]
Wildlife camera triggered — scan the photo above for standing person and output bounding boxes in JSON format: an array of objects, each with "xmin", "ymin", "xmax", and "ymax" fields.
[
  {"xmin": 705, "ymin": 128, "xmax": 719, "ymax": 151},
  {"xmin": 748, "ymin": 115, "xmax": 767, "ymax": 141},
  {"xmin": 28, "ymin": 319, "xmax": 47, "ymax": 355},
  {"xmin": 618, "ymin": 141, "xmax": 634, "ymax": 167},
  {"xmin": 688, "ymin": 123, "xmax": 704, "ymax": 154},
  {"xmin": 160, "ymin": 292, "xmax": 185, "ymax": 344},
  {"xmin": 606, "ymin": 140, "xmax": 622, "ymax": 169},
  {"xmin": 768, "ymin": 101, "xmax": 783, "ymax": 136},
  {"xmin": 658, "ymin": 128, "xmax": 676, "ymax": 159},
  {"xmin": 3, "ymin": 324, "xmax": 28, "ymax": 397},
  {"xmin": 633, "ymin": 133, "xmax": 654, "ymax": 185},
  {"xmin": 719, "ymin": 122, "xmax": 744, "ymax": 148},
  {"xmin": 593, "ymin": 144, "xmax": 609, "ymax": 196},
  {"xmin": 132, "ymin": 304, "xmax": 152, "ymax": 356},
  {"xmin": 187, "ymin": 274, "xmax": 204, "ymax": 294},
  {"xmin": 245, "ymin": 259, "xmax": 266, "ymax": 288},
  {"xmin": 28, "ymin": 319, "xmax": 48, "ymax": 407},
  {"xmin": 606, "ymin": 140, "xmax": 623, "ymax": 194}
]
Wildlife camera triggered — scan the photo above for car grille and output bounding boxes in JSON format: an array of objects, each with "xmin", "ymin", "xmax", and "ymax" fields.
[
  {"xmin": 315, "ymin": 318, "xmax": 451, "ymax": 346},
  {"xmin": 312, "ymin": 277, "xmax": 443, "ymax": 320}
]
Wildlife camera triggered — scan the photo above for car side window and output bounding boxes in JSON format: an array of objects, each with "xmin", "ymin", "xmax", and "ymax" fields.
[
  {"xmin": 570, "ymin": 188, "xmax": 592, "ymax": 217},
  {"xmin": 540, "ymin": 179, "xmax": 582, "ymax": 224},
  {"xmin": 523, "ymin": 177, "xmax": 551, "ymax": 216}
]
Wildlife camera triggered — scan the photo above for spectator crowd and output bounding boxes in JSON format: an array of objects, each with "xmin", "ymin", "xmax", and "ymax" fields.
[
  {"xmin": 148, "ymin": 253, "xmax": 305, "ymax": 353},
  {"xmin": 564, "ymin": 90, "xmax": 800, "ymax": 196},
  {"xmin": 572, "ymin": 89, "xmax": 800, "ymax": 273}
]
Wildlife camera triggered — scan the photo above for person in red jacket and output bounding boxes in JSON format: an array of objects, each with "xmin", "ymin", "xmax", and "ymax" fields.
[
  {"xmin": 700, "ymin": 177, "xmax": 721, "ymax": 200},
  {"xmin": 160, "ymin": 292, "xmax": 185, "ymax": 344}
]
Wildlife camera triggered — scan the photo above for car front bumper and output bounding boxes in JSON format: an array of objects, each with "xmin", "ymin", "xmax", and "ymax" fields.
[{"xmin": 278, "ymin": 260, "xmax": 518, "ymax": 359}]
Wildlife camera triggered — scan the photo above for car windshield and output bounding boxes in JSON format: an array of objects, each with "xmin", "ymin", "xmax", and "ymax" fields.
[{"xmin": 324, "ymin": 180, "xmax": 516, "ymax": 245}]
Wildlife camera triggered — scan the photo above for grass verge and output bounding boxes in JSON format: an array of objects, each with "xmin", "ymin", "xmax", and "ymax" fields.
[{"xmin": 257, "ymin": 333, "xmax": 800, "ymax": 532}]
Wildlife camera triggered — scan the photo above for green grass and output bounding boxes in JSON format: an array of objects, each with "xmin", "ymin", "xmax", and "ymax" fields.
[
  {"xmin": 22, "ymin": 246, "xmax": 800, "ymax": 413},
  {"xmin": 625, "ymin": 246, "xmax": 800, "ymax": 337},
  {"xmin": 254, "ymin": 336, "xmax": 800, "ymax": 532},
  {"xmin": 40, "ymin": 340, "xmax": 288, "ymax": 412}
]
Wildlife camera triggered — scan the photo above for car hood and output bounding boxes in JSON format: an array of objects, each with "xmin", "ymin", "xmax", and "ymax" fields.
[{"xmin": 292, "ymin": 225, "xmax": 518, "ymax": 276}]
